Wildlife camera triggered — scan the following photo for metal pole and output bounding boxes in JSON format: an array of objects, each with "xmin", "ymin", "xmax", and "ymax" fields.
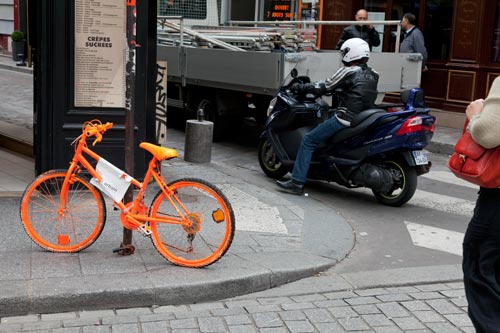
[
  {"xmin": 395, "ymin": 23, "xmax": 401, "ymax": 53},
  {"xmin": 119, "ymin": 0, "xmax": 137, "ymax": 256}
]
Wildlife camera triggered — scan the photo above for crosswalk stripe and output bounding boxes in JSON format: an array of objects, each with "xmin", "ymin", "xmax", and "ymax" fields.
[
  {"xmin": 353, "ymin": 186, "xmax": 475, "ymax": 217},
  {"xmin": 421, "ymin": 170, "xmax": 479, "ymax": 189},
  {"xmin": 405, "ymin": 221, "xmax": 464, "ymax": 256},
  {"xmin": 410, "ymin": 189, "xmax": 475, "ymax": 217}
]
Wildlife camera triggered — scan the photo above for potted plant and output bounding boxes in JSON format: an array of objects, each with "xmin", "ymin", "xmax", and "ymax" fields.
[{"xmin": 10, "ymin": 30, "xmax": 25, "ymax": 61}]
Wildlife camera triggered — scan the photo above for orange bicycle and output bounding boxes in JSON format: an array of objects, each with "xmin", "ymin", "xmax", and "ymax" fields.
[{"xmin": 20, "ymin": 120, "xmax": 235, "ymax": 267}]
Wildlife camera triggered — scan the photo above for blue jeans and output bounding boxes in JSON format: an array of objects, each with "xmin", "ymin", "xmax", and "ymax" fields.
[{"xmin": 291, "ymin": 116, "xmax": 346, "ymax": 183}]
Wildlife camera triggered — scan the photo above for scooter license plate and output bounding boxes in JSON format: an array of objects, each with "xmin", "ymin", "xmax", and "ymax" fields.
[{"xmin": 412, "ymin": 150, "xmax": 428, "ymax": 165}]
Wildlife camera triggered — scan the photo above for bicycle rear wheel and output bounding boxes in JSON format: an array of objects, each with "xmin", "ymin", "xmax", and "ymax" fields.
[
  {"xmin": 149, "ymin": 178, "xmax": 235, "ymax": 267},
  {"xmin": 20, "ymin": 170, "xmax": 106, "ymax": 252}
]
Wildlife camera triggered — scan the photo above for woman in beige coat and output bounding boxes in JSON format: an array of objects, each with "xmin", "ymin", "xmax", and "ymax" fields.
[{"xmin": 462, "ymin": 76, "xmax": 500, "ymax": 333}]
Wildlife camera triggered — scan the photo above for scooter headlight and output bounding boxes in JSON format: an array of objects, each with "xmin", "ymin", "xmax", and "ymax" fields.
[{"xmin": 267, "ymin": 98, "xmax": 277, "ymax": 117}]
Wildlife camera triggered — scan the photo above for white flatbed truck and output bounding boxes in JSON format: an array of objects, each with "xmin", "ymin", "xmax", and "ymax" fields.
[{"xmin": 158, "ymin": 44, "xmax": 423, "ymax": 138}]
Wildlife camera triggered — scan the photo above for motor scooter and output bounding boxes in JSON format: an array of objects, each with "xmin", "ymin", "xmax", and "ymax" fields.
[{"xmin": 258, "ymin": 69, "xmax": 436, "ymax": 206}]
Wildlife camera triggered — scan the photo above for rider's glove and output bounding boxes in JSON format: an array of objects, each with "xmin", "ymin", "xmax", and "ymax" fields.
[{"xmin": 295, "ymin": 83, "xmax": 316, "ymax": 96}]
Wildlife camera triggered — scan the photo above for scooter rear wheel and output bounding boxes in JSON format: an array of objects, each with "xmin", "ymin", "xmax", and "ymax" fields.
[
  {"xmin": 372, "ymin": 159, "xmax": 417, "ymax": 207},
  {"xmin": 258, "ymin": 138, "xmax": 288, "ymax": 179}
]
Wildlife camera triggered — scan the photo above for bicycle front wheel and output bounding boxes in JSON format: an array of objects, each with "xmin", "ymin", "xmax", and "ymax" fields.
[
  {"xmin": 20, "ymin": 170, "xmax": 106, "ymax": 252},
  {"xmin": 149, "ymin": 178, "xmax": 235, "ymax": 267}
]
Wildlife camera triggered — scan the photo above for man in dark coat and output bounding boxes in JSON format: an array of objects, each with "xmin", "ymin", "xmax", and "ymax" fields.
[{"xmin": 336, "ymin": 9, "xmax": 380, "ymax": 51}]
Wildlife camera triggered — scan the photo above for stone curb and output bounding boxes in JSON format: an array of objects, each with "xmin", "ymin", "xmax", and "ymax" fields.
[
  {"xmin": 0, "ymin": 252, "xmax": 335, "ymax": 317},
  {"xmin": 0, "ymin": 62, "xmax": 33, "ymax": 75}
]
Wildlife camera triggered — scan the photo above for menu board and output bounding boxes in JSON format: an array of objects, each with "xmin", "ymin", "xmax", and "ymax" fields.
[{"xmin": 74, "ymin": 0, "xmax": 126, "ymax": 108}]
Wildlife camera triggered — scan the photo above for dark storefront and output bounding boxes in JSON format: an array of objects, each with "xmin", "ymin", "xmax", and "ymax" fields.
[{"xmin": 317, "ymin": 0, "xmax": 500, "ymax": 127}]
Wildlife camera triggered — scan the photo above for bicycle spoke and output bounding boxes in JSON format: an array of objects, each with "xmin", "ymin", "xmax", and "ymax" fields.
[
  {"xmin": 20, "ymin": 171, "xmax": 106, "ymax": 252},
  {"xmin": 161, "ymin": 240, "xmax": 191, "ymax": 254},
  {"xmin": 149, "ymin": 178, "xmax": 234, "ymax": 267}
]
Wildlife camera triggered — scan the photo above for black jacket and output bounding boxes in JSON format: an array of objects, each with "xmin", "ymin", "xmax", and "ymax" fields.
[
  {"xmin": 336, "ymin": 25, "xmax": 381, "ymax": 50},
  {"xmin": 307, "ymin": 63, "xmax": 379, "ymax": 124}
]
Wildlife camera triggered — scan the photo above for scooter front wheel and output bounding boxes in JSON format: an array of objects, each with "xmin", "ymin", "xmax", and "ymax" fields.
[
  {"xmin": 258, "ymin": 138, "xmax": 289, "ymax": 179},
  {"xmin": 372, "ymin": 159, "xmax": 417, "ymax": 207}
]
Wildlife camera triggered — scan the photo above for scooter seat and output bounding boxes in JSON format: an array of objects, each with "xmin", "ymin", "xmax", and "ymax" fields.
[
  {"xmin": 329, "ymin": 109, "xmax": 387, "ymax": 143},
  {"xmin": 350, "ymin": 109, "xmax": 387, "ymax": 127}
]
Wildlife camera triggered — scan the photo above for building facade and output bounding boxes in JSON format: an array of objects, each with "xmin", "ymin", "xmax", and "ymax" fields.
[
  {"xmin": 317, "ymin": 0, "xmax": 500, "ymax": 127},
  {"xmin": 10, "ymin": 0, "xmax": 498, "ymax": 128}
]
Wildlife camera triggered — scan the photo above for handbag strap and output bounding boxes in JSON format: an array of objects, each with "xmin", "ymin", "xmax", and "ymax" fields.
[{"xmin": 462, "ymin": 118, "xmax": 469, "ymax": 134}]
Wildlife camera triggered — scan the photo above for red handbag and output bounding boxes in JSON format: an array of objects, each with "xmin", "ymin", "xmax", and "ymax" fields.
[{"xmin": 447, "ymin": 120, "xmax": 500, "ymax": 188}]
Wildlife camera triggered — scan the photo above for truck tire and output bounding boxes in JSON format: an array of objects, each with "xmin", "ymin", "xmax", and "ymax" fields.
[
  {"xmin": 198, "ymin": 99, "xmax": 227, "ymax": 141},
  {"xmin": 253, "ymin": 95, "xmax": 273, "ymax": 125}
]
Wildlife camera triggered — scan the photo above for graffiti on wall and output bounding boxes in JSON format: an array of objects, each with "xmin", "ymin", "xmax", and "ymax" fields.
[{"xmin": 156, "ymin": 61, "xmax": 167, "ymax": 145}]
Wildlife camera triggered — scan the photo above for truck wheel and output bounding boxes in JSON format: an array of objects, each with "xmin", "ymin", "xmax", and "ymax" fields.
[
  {"xmin": 198, "ymin": 99, "xmax": 227, "ymax": 141},
  {"xmin": 258, "ymin": 138, "xmax": 288, "ymax": 179},
  {"xmin": 372, "ymin": 159, "xmax": 417, "ymax": 207},
  {"xmin": 253, "ymin": 95, "xmax": 273, "ymax": 125}
]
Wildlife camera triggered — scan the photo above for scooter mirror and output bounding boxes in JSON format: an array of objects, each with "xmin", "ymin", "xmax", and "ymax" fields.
[{"xmin": 291, "ymin": 68, "xmax": 298, "ymax": 78}]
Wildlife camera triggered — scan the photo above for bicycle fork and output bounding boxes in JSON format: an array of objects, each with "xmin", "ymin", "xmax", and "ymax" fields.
[{"xmin": 55, "ymin": 165, "xmax": 81, "ymax": 245}]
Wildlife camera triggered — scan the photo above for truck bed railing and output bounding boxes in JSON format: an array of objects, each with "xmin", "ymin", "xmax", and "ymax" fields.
[
  {"xmin": 229, "ymin": 20, "xmax": 403, "ymax": 52},
  {"xmin": 158, "ymin": 16, "xmax": 245, "ymax": 51}
]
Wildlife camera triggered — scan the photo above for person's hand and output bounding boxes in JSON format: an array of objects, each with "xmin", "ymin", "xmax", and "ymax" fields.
[
  {"xmin": 294, "ymin": 83, "xmax": 315, "ymax": 96},
  {"xmin": 466, "ymin": 99, "xmax": 484, "ymax": 120},
  {"xmin": 291, "ymin": 83, "xmax": 303, "ymax": 95},
  {"xmin": 422, "ymin": 65, "xmax": 428, "ymax": 72}
]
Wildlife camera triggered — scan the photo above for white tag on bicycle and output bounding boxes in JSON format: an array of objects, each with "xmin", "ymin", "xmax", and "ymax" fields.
[{"xmin": 90, "ymin": 158, "xmax": 132, "ymax": 202}]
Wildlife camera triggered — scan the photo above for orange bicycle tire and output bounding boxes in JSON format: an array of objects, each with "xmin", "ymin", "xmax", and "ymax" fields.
[
  {"xmin": 149, "ymin": 178, "xmax": 235, "ymax": 267},
  {"xmin": 20, "ymin": 170, "xmax": 106, "ymax": 252}
]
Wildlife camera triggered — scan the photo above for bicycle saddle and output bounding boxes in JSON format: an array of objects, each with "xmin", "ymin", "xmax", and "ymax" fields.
[{"xmin": 139, "ymin": 142, "xmax": 178, "ymax": 160}]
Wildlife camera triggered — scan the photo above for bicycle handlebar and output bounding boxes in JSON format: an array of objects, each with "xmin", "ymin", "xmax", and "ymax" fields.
[{"xmin": 83, "ymin": 121, "xmax": 113, "ymax": 146}]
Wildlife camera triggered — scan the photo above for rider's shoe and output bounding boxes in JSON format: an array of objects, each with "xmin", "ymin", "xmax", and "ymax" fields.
[{"xmin": 276, "ymin": 179, "xmax": 304, "ymax": 195}]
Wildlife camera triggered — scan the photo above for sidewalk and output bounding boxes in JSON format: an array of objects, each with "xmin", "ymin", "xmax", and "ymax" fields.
[{"xmin": 0, "ymin": 55, "xmax": 467, "ymax": 329}]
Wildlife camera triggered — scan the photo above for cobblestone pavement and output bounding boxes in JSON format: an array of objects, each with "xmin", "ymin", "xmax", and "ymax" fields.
[{"xmin": 0, "ymin": 282, "xmax": 473, "ymax": 332}]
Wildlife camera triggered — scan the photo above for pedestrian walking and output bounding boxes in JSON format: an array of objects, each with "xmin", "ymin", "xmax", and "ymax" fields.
[
  {"xmin": 400, "ymin": 12, "xmax": 428, "ymax": 72},
  {"xmin": 462, "ymin": 76, "xmax": 500, "ymax": 333},
  {"xmin": 336, "ymin": 9, "xmax": 381, "ymax": 51}
]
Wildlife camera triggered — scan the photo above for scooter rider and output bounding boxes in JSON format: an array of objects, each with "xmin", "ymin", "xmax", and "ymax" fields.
[{"xmin": 277, "ymin": 38, "xmax": 379, "ymax": 194}]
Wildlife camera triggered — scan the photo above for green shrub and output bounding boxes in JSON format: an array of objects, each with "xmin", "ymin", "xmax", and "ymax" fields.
[{"xmin": 11, "ymin": 30, "xmax": 24, "ymax": 42}]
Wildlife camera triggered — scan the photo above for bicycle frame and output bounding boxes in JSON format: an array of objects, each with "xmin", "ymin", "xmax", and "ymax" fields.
[
  {"xmin": 21, "ymin": 119, "xmax": 234, "ymax": 266},
  {"xmin": 59, "ymin": 126, "xmax": 190, "ymax": 234}
]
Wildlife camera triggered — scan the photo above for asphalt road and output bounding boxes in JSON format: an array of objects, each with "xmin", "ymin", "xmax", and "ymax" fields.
[
  {"xmin": 305, "ymin": 151, "xmax": 471, "ymax": 275},
  {"xmin": 193, "ymin": 125, "xmax": 471, "ymax": 276},
  {"xmin": 201, "ymin": 129, "xmax": 471, "ymax": 276}
]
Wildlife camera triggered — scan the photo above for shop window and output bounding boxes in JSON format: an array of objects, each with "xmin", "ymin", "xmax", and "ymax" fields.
[
  {"xmin": 492, "ymin": 1, "xmax": 500, "ymax": 62},
  {"xmin": 423, "ymin": 0, "xmax": 452, "ymax": 61}
]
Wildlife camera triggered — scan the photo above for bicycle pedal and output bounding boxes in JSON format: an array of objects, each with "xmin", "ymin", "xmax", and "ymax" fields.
[{"xmin": 138, "ymin": 225, "xmax": 152, "ymax": 236}]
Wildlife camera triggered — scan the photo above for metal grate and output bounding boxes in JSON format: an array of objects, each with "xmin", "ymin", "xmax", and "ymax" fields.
[{"xmin": 158, "ymin": 0, "xmax": 208, "ymax": 20}]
